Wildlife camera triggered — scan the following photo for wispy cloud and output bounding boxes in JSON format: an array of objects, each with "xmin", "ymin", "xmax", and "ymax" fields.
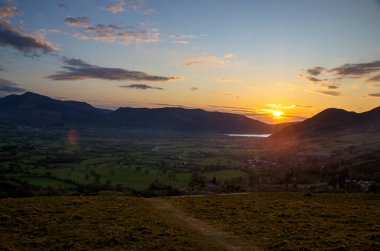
[
  {"xmin": 368, "ymin": 93, "xmax": 380, "ymax": 97},
  {"xmin": 266, "ymin": 104, "xmax": 296, "ymax": 109},
  {"xmin": 329, "ymin": 60, "xmax": 380, "ymax": 77},
  {"xmin": 0, "ymin": 20, "xmax": 58, "ymax": 55},
  {"xmin": 190, "ymin": 87, "xmax": 199, "ymax": 91},
  {"xmin": 0, "ymin": 77, "xmax": 26, "ymax": 93},
  {"xmin": 47, "ymin": 57, "xmax": 181, "ymax": 82},
  {"xmin": 305, "ymin": 60, "xmax": 380, "ymax": 89},
  {"xmin": 306, "ymin": 66, "xmax": 324, "ymax": 76},
  {"xmin": 120, "ymin": 84, "xmax": 164, "ymax": 90},
  {"xmin": 106, "ymin": 0, "xmax": 155, "ymax": 15},
  {"xmin": 64, "ymin": 16, "xmax": 90, "ymax": 27},
  {"xmin": 168, "ymin": 34, "xmax": 196, "ymax": 44},
  {"xmin": 72, "ymin": 23, "xmax": 160, "ymax": 45},
  {"xmin": 107, "ymin": 0, "xmax": 126, "ymax": 13},
  {"xmin": 0, "ymin": 3, "xmax": 18, "ymax": 18},
  {"xmin": 184, "ymin": 53, "xmax": 237, "ymax": 67},
  {"xmin": 367, "ymin": 74, "xmax": 380, "ymax": 82},
  {"xmin": 316, "ymin": 90, "xmax": 341, "ymax": 96}
]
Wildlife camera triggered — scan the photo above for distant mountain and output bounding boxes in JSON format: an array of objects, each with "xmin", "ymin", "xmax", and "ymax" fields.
[
  {"xmin": 269, "ymin": 106, "xmax": 380, "ymax": 140},
  {"xmin": 110, "ymin": 107, "xmax": 272, "ymax": 133},
  {"xmin": 0, "ymin": 92, "xmax": 289, "ymax": 133},
  {"xmin": 0, "ymin": 92, "xmax": 106, "ymax": 127}
]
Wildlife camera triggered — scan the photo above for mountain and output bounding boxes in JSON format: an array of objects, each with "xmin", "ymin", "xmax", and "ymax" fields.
[
  {"xmin": 110, "ymin": 107, "xmax": 271, "ymax": 133},
  {"xmin": 269, "ymin": 106, "xmax": 380, "ymax": 140},
  {"xmin": 0, "ymin": 92, "xmax": 287, "ymax": 133},
  {"xmin": 0, "ymin": 92, "xmax": 106, "ymax": 127}
]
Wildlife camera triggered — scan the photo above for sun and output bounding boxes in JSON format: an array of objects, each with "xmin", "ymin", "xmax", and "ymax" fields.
[{"xmin": 271, "ymin": 110, "xmax": 283, "ymax": 119}]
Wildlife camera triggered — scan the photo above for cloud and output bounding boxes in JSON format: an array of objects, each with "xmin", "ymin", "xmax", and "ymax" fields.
[
  {"xmin": 64, "ymin": 17, "xmax": 90, "ymax": 27},
  {"xmin": 74, "ymin": 23, "xmax": 160, "ymax": 45},
  {"xmin": 368, "ymin": 93, "xmax": 380, "ymax": 97},
  {"xmin": 367, "ymin": 74, "xmax": 380, "ymax": 82},
  {"xmin": 190, "ymin": 87, "xmax": 199, "ymax": 91},
  {"xmin": 107, "ymin": 0, "xmax": 126, "ymax": 13},
  {"xmin": 168, "ymin": 34, "xmax": 196, "ymax": 40},
  {"xmin": 184, "ymin": 54, "xmax": 236, "ymax": 67},
  {"xmin": 316, "ymin": 90, "xmax": 341, "ymax": 96},
  {"xmin": 0, "ymin": 3, "xmax": 18, "ymax": 19},
  {"xmin": 306, "ymin": 66, "xmax": 324, "ymax": 76},
  {"xmin": 296, "ymin": 105, "xmax": 313, "ymax": 108},
  {"xmin": 330, "ymin": 60, "xmax": 380, "ymax": 77},
  {"xmin": 47, "ymin": 57, "xmax": 181, "ymax": 82},
  {"xmin": 0, "ymin": 77, "xmax": 26, "ymax": 93},
  {"xmin": 168, "ymin": 34, "xmax": 196, "ymax": 44},
  {"xmin": 0, "ymin": 20, "xmax": 58, "ymax": 54},
  {"xmin": 266, "ymin": 104, "xmax": 296, "ymax": 109},
  {"xmin": 306, "ymin": 76, "xmax": 321, "ymax": 82},
  {"xmin": 106, "ymin": 0, "xmax": 155, "ymax": 15},
  {"xmin": 119, "ymin": 84, "xmax": 164, "ymax": 90},
  {"xmin": 327, "ymin": 84, "xmax": 339, "ymax": 89}
]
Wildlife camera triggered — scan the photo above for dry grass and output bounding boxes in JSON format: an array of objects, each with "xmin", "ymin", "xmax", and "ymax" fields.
[
  {"xmin": 0, "ymin": 196, "xmax": 221, "ymax": 250},
  {"xmin": 169, "ymin": 193, "xmax": 380, "ymax": 250}
]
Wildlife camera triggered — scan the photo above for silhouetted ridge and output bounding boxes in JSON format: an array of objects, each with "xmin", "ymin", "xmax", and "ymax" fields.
[
  {"xmin": 270, "ymin": 106, "xmax": 380, "ymax": 140},
  {"xmin": 0, "ymin": 92, "xmax": 288, "ymax": 133}
]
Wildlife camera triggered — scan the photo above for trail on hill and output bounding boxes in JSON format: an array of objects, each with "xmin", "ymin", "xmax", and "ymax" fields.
[{"xmin": 148, "ymin": 198, "xmax": 260, "ymax": 251}]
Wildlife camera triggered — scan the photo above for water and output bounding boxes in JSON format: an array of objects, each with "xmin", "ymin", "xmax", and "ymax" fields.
[{"xmin": 224, "ymin": 134, "xmax": 271, "ymax": 138}]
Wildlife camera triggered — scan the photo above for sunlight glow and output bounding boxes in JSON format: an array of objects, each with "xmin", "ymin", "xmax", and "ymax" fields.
[{"xmin": 271, "ymin": 110, "xmax": 283, "ymax": 119}]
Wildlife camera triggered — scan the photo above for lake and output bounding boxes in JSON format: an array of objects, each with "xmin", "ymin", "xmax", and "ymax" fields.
[{"xmin": 224, "ymin": 134, "xmax": 271, "ymax": 138}]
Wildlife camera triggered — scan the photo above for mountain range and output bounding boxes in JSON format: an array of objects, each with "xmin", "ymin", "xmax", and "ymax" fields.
[
  {"xmin": 0, "ymin": 92, "xmax": 289, "ymax": 133},
  {"xmin": 1, "ymin": 92, "xmax": 379, "ymax": 137}
]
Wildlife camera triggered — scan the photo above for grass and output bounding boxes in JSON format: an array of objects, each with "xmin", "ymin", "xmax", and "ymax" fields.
[
  {"xmin": 0, "ymin": 196, "xmax": 221, "ymax": 251},
  {"xmin": 169, "ymin": 193, "xmax": 380, "ymax": 250},
  {"xmin": 1, "ymin": 193, "xmax": 379, "ymax": 250}
]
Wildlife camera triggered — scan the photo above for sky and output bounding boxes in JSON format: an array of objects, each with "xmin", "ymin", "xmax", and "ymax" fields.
[{"xmin": 0, "ymin": 0, "xmax": 379, "ymax": 123}]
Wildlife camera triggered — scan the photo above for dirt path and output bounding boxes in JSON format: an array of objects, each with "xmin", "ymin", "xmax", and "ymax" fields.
[{"xmin": 148, "ymin": 198, "xmax": 261, "ymax": 251}]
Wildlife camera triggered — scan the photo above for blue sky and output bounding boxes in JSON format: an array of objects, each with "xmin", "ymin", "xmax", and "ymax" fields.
[{"xmin": 0, "ymin": 0, "xmax": 379, "ymax": 123}]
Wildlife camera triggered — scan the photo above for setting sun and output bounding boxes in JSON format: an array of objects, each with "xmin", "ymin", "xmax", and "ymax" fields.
[{"xmin": 271, "ymin": 110, "xmax": 283, "ymax": 119}]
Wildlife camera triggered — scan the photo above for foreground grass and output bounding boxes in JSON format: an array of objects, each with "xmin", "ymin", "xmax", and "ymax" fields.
[
  {"xmin": 1, "ymin": 193, "xmax": 379, "ymax": 250},
  {"xmin": 169, "ymin": 193, "xmax": 380, "ymax": 250},
  {"xmin": 0, "ymin": 196, "xmax": 220, "ymax": 250}
]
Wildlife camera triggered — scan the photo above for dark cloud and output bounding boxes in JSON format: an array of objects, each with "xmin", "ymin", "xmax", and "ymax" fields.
[
  {"xmin": 306, "ymin": 66, "xmax": 324, "ymax": 76},
  {"xmin": 0, "ymin": 20, "xmax": 58, "ymax": 54},
  {"xmin": 47, "ymin": 57, "xmax": 181, "ymax": 82},
  {"xmin": 317, "ymin": 90, "xmax": 341, "ymax": 96},
  {"xmin": 119, "ymin": 84, "xmax": 164, "ymax": 90},
  {"xmin": 0, "ymin": 3, "xmax": 18, "ymax": 18},
  {"xmin": 368, "ymin": 93, "xmax": 380, "ymax": 97},
  {"xmin": 327, "ymin": 85, "xmax": 339, "ymax": 89},
  {"xmin": 306, "ymin": 76, "xmax": 321, "ymax": 82},
  {"xmin": 64, "ymin": 17, "xmax": 90, "ymax": 27},
  {"xmin": 190, "ymin": 87, "xmax": 199, "ymax": 91},
  {"xmin": 0, "ymin": 77, "xmax": 26, "ymax": 93},
  {"xmin": 330, "ymin": 60, "xmax": 380, "ymax": 76}
]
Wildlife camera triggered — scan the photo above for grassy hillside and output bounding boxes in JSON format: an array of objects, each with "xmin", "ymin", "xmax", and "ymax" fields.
[{"xmin": 1, "ymin": 193, "xmax": 379, "ymax": 250}]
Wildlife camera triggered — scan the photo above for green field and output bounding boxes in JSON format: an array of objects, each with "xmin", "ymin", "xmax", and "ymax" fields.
[{"xmin": 0, "ymin": 127, "xmax": 259, "ymax": 196}]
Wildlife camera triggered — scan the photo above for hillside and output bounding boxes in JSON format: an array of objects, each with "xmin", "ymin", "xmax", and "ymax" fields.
[
  {"xmin": 0, "ymin": 92, "xmax": 288, "ymax": 133},
  {"xmin": 269, "ymin": 106, "xmax": 380, "ymax": 140},
  {"xmin": 1, "ymin": 194, "xmax": 379, "ymax": 250}
]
